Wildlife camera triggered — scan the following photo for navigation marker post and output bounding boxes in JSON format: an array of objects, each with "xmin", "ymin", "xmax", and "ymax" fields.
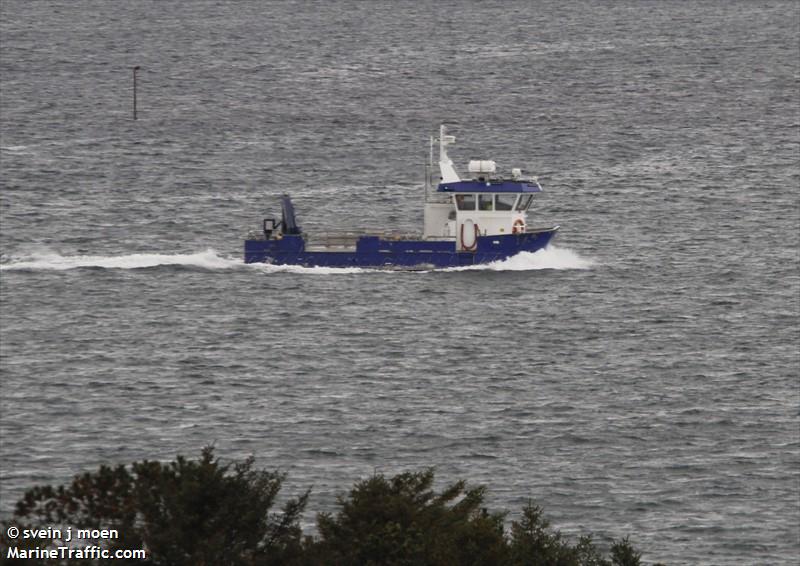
[{"xmin": 132, "ymin": 66, "xmax": 141, "ymax": 120}]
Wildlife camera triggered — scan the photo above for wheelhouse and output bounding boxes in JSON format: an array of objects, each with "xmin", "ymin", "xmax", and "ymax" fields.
[{"xmin": 422, "ymin": 126, "xmax": 544, "ymax": 245}]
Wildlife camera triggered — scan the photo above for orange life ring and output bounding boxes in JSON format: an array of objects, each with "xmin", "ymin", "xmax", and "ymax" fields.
[{"xmin": 512, "ymin": 219, "xmax": 526, "ymax": 234}]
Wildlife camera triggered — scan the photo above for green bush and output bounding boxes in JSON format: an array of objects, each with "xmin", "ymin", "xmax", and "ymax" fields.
[{"xmin": 0, "ymin": 449, "xmax": 651, "ymax": 566}]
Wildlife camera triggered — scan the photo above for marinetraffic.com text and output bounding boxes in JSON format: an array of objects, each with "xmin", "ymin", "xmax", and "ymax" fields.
[{"xmin": 5, "ymin": 525, "xmax": 147, "ymax": 560}]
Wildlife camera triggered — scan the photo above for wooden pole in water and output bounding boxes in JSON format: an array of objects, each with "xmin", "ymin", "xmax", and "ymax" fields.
[{"xmin": 133, "ymin": 66, "xmax": 141, "ymax": 120}]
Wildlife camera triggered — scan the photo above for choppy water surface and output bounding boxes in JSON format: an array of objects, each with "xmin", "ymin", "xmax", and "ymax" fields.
[{"xmin": 1, "ymin": 1, "xmax": 799, "ymax": 563}]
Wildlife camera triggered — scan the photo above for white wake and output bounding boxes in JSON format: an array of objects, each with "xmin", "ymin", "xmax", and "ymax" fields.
[
  {"xmin": 0, "ymin": 249, "xmax": 241, "ymax": 271},
  {"xmin": 455, "ymin": 246, "xmax": 595, "ymax": 271},
  {"xmin": 1, "ymin": 246, "xmax": 593, "ymax": 273},
  {"xmin": 248, "ymin": 246, "xmax": 594, "ymax": 274}
]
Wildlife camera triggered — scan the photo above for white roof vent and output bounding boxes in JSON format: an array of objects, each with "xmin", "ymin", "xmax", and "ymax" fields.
[
  {"xmin": 512, "ymin": 168, "xmax": 522, "ymax": 180},
  {"xmin": 468, "ymin": 160, "xmax": 496, "ymax": 174}
]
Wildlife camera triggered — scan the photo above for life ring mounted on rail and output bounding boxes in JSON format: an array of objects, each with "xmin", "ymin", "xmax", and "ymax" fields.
[
  {"xmin": 460, "ymin": 221, "xmax": 479, "ymax": 251},
  {"xmin": 512, "ymin": 218, "xmax": 526, "ymax": 234}
]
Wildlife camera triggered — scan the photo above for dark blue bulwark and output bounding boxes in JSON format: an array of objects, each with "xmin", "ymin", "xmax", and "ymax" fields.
[
  {"xmin": 244, "ymin": 229, "xmax": 558, "ymax": 268},
  {"xmin": 436, "ymin": 180, "xmax": 542, "ymax": 193}
]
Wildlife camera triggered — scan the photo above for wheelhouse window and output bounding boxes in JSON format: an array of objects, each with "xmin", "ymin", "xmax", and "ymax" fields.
[
  {"xmin": 478, "ymin": 194, "xmax": 494, "ymax": 211},
  {"xmin": 516, "ymin": 195, "xmax": 533, "ymax": 211},
  {"xmin": 495, "ymin": 194, "xmax": 516, "ymax": 211},
  {"xmin": 455, "ymin": 194, "xmax": 476, "ymax": 211}
]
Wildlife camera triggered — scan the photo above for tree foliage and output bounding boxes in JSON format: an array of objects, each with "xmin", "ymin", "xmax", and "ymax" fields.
[
  {"xmin": 311, "ymin": 469, "xmax": 507, "ymax": 565},
  {"xmin": 0, "ymin": 449, "xmax": 652, "ymax": 566},
  {"xmin": 1, "ymin": 447, "xmax": 307, "ymax": 566}
]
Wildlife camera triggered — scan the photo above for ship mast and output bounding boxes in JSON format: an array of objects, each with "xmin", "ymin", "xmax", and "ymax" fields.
[{"xmin": 438, "ymin": 125, "xmax": 460, "ymax": 183}]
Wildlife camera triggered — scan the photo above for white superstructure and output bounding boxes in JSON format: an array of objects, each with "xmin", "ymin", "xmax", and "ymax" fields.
[{"xmin": 423, "ymin": 125, "xmax": 541, "ymax": 249}]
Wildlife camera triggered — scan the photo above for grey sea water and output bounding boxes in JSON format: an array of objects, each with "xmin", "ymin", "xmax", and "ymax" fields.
[{"xmin": 1, "ymin": 1, "xmax": 798, "ymax": 563}]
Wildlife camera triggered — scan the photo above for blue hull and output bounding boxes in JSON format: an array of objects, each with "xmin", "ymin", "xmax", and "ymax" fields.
[{"xmin": 244, "ymin": 229, "xmax": 558, "ymax": 268}]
